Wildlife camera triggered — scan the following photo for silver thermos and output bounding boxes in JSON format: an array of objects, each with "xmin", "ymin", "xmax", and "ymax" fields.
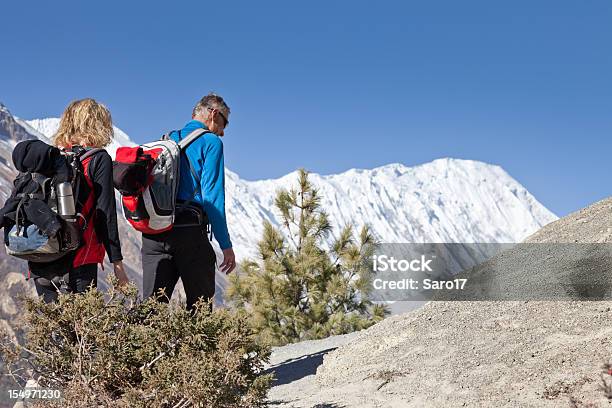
[
  {"xmin": 56, "ymin": 182, "xmax": 76, "ymax": 221},
  {"xmin": 56, "ymin": 180, "xmax": 81, "ymax": 251}
]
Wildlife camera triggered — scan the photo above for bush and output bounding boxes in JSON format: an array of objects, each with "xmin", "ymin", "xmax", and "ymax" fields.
[
  {"xmin": 1, "ymin": 280, "xmax": 271, "ymax": 407},
  {"xmin": 226, "ymin": 169, "xmax": 388, "ymax": 346}
]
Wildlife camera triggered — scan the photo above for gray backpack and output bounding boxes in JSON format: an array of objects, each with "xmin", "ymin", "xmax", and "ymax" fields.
[{"xmin": 5, "ymin": 148, "xmax": 103, "ymax": 262}]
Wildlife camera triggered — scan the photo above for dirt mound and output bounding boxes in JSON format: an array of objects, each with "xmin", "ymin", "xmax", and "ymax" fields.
[
  {"xmin": 270, "ymin": 198, "xmax": 612, "ymax": 407},
  {"xmin": 526, "ymin": 197, "xmax": 612, "ymax": 244}
]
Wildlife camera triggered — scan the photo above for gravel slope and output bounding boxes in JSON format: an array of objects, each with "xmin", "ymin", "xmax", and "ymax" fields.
[{"xmin": 268, "ymin": 198, "xmax": 612, "ymax": 407}]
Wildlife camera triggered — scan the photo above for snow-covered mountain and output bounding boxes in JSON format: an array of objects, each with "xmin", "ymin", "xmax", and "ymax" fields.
[
  {"xmin": 0, "ymin": 104, "xmax": 38, "ymax": 203},
  {"xmin": 225, "ymin": 160, "xmax": 557, "ymax": 259},
  {"xmin": 14, "ymin": 115, "xmax": 558, "ymax": 262}
]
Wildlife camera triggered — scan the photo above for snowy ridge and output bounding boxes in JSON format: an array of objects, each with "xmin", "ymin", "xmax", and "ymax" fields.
[
  {"xmin": 225, "ymin": 159, "xmax": 557, "ymax": 260},
  {"xmin": 15, "ymin": 117, "xmax": 52, "ymax": 143},
  {"xmin": 17, "ymin": 115, "xmax": 558, "ymax": 262}
]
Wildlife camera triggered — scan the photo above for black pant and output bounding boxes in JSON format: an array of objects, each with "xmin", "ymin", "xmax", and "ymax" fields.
[
  {"xmin": 34, "ymin": 264, "xmax": 98, "ymax": 303},
  {"xmin": 141, "ymin": 224, "xmax": 216, "ymax": 311}
]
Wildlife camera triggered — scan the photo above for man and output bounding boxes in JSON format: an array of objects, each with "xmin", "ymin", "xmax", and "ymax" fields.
[{"xmin": 141, "ymin": 93, "xmax": 236, "ymax": 310}]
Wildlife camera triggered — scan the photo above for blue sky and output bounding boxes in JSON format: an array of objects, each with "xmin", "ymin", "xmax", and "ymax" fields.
[{"xmin": 1, "ymin": 0, "xmax": 611, "ymax": 216}]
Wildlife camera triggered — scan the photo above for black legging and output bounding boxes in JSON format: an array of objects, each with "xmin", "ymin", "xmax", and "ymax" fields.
[{"xmin": 34, "ymin": 264, "xmax": 97, "ymax": 303}]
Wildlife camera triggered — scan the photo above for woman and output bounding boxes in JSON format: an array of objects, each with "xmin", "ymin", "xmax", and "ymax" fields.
[{"xmin": 31, "ymin": 98, "xmax": 128, "ymax": 302}]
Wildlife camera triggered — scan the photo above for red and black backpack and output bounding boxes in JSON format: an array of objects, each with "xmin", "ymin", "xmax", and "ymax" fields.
[{"xmin": 113, "ymin": 128, "xmax": 208, "ymax": 234}]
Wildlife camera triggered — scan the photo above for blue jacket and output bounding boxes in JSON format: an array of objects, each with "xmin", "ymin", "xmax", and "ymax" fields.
[{"xmin": 170, "ymin": 120, "xmax": 232, "ymax": 250}]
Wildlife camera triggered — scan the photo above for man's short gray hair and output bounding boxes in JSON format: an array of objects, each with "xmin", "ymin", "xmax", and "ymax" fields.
[{"xmin": 192, "ymin": 93, "xmax": 230, "ymax": 118}]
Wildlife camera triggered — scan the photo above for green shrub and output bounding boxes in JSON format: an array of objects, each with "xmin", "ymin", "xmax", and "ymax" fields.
[{"xmin": 1, "ymin": 280, "xmax": 271, "ymax": 407}]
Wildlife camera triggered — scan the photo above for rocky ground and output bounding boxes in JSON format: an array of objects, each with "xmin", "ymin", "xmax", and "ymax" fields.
[{"xmin": 267, "ymin": 198, "xmax": 612, "ymax": 407}]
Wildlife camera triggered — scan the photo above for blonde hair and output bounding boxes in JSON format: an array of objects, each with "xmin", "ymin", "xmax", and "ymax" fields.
[{"xmin": 53, "ymin": 98, "xmax": 114, "ymax": 148}]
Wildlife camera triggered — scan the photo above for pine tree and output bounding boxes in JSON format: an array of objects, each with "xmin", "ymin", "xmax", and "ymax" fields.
[{"xmin": 226, "ymin": 169, "xmax": 388, "ymax": 346}]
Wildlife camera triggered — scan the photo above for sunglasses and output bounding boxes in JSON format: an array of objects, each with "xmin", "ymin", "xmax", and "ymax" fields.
[{"xmin": 208, "ymin": 108, "xmax": 229, "ymax": 127}]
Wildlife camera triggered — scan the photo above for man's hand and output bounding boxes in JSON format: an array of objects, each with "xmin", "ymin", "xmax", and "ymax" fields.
[
  {"xmin": 220, "ymin": 248, "xmax": 236, "ymax": 274},
  {"xmin": 113, "ymin": 261, "xmax": 129, "ymax": 286}
]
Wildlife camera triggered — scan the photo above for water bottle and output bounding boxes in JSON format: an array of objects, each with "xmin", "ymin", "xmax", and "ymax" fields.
[
  {"xmin": 56, "ymin": 180, "xmax": 81, "ymax": 251},
  {"xmin": 56, "ymin": 182, "xmax": 76, "ymax": 221}
]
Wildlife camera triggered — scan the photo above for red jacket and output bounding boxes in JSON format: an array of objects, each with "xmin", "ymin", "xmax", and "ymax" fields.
[{"xmin": 73, "ymin": 152, "xmax": 106, "ymax": 267}]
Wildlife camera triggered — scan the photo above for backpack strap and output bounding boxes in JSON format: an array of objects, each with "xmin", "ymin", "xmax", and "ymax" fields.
[
  {"xmin": 178, "ymin": 128, "xmax": 209, "ymax": 150},
  {"xmin": 176, "ymin": 128, "xmax": 211, "ymax": 211},
  {"xmin": 74, "ymin": 148, "xmax": 106, "ymax": 226},
  {"xmin": 79, "ymin": 147, "xmax": 106, "ymax": 182},
  {"xmin": 15, "ymin": 195, "xmax": 27, "ymax": 236},
  {"xmin": 79, "ymin": 147, "xmax": 106, "ymax": 162}
]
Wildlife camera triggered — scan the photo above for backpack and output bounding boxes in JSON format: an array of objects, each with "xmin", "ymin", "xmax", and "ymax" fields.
[
  {"xmin": 3, "ymin": 146, "xmax": 104, "ymax": 263},
  {"xmin": 113, "ymin": 128, "xmax": 209, "ymax": 234}
]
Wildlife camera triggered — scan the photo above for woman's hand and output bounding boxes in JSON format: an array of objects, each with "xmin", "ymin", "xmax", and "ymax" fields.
[{"xmin": 113, "ymin": 261, "xmax": 129, "ymax": 287}]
